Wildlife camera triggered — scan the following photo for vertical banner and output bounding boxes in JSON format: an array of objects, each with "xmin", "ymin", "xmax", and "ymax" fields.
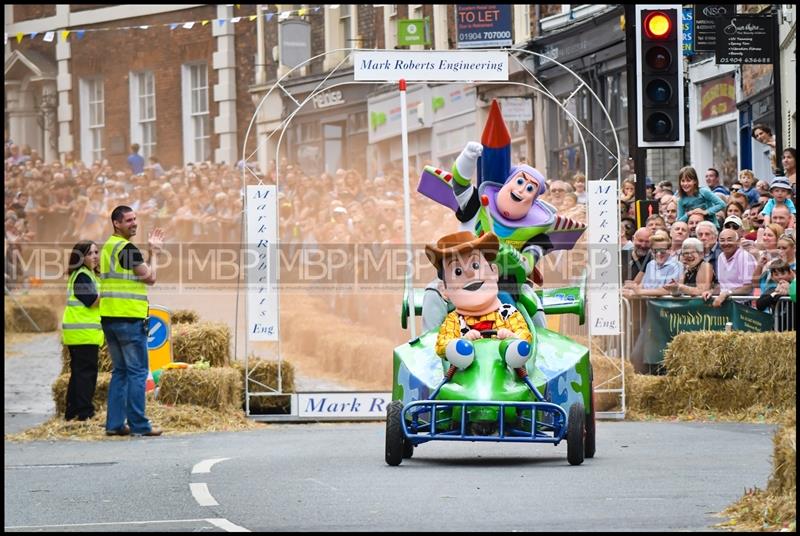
[
  {"xmin": 586, "ymin": 181, "xmax": 621, "ymax": 335},
  {"xmin": 246, "ymin": 185, "xmax": 279, "ymax": 341}
]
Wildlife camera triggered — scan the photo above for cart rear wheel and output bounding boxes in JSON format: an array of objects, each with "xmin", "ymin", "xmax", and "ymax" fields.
[
  {"xmin": 402, "ymin": 439, "xmax": 414, "ymax": 459},
  {"xmin": 385, "ymin": 400, "xmax": 405, "ymax": 466},
  {"xmin": 567, "ymin": 402, "xmax": 585, "ymax": 466},
  {"xmin": 585, "ymin": 387, "xmax": 596, "ymax": 459}
]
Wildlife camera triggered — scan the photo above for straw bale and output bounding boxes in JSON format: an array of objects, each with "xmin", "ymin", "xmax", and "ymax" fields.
[
  {"xmin": 171, "ymin": 321, "xmax": 231, "ymax": 367},
  {"xmin": 663, "ymin": 331, "xmax": 795, "ymax": 383},
  {"xmin": 5, "ymin": 303, "xmax": 58, "ymax": 332},
  {"xmin": 768, "ymin": 411, "xmax": 796, "ymax": 495},
  {"xmin": 157, "ymin": 367, "xmax": 241, "ymax": 410},
  {"xmin": 591, "ymin": 354, "xmax": 634, "ymax": 412},
  {"xmin": 171, "ymin": 309, "xmax": 200, "ymax": 324},
  {"xmin": 51, "ymin": 372, "xmax": 112, "ymax": 416},
  {"xmin": 60, "ymin": 344, "xmax": 112, "ymax": 375},
  {"xmin": 232, "ymin": 357, "xmax": 294, "ymax": 413},
  {"xmin": 627, "ymin": 375, "xmax": 795, "ymax": 416}
]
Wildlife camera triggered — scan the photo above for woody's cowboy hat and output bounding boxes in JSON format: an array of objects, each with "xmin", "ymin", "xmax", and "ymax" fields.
[{"xmin": 425, "ymin": 231, "xmax": 499, "ymax": 272}]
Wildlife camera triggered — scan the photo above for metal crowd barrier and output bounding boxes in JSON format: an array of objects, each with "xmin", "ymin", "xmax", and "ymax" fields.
[{"xmin": 620, "ymin": 294, "xmax": 795, "ymax": 362}]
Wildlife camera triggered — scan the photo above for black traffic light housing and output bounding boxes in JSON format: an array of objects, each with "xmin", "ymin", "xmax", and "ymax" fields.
[{"xmin": 635, "ymin": 5, "xmax": 684, "ymax": 148}]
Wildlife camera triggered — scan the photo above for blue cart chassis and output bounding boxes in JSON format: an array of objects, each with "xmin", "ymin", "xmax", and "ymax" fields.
[{"xmin": 401, "ymin": 399, "xmax": 568, "ymax": 445}]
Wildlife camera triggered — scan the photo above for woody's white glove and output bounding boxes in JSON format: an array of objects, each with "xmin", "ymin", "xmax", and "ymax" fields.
[{"xmin": 453, "ymin": 142, "xmax": 483, "ymax": 186}]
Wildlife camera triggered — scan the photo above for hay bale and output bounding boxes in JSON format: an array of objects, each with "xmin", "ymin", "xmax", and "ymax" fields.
[
  {"xmin": 627, "ymin": 375, "xmax": 795, "ymax": 416},
  {"xmin": 171, "ymin": 322, "xmax": 231, "ymax": 367},
  {"xmin": 171, "ymin": 309, "xmax": 200, "ymax": 324},
  {"xmin": 157, "ymin": 367, "xmax": 241, "ymax": 410},
  {"xmin": 233, "ymin": 357, "xmax": 295, "ymax": 413},
  {"xmin": 663, "ymin": 331, "xmax": 796, "ymax": 383},
  {"xmin": 591, "ymin": 354, "xmax": 634, "ymax": 412},
  {"xmin": 5, "ymin": 303, "xmax": 58, "ymax": 332},
  {"xmin": 51, "ymin": 372, "xmax": 112, "ymax": 416},
  {"xmin": 768, "ymin": 411, "xmax": 796, "ymax": 495},
  {"xmin": 60, "ymin": 344, "xmax": 113, "ymax": 375}
]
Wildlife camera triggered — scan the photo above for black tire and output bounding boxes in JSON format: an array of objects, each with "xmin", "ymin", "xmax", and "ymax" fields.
[
  {"xmin": 567, "ymin": 402, "xmax": 585, "ymax": 466},
  {"xmin": 584, "ymin": 387, "xmax": 596, "ymax": 459},
  {"xmin": 385, "ymin": 400, "xmax": 405, "ymax": 466},
  {"xmin": 402, "ymin": 439, "xmax": 414, "ymax": 459}
]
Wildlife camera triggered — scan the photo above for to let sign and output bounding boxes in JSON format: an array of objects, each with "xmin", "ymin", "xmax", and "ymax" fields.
[
  {"xmin": 456, "ymin": 5, "xmax": 512, "ymax": 49},
  {"xmin": 715, "ymin": 15, "xmax": 775, "ymax": 65}
]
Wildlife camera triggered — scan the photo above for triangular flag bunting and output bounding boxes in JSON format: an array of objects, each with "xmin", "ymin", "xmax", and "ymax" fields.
[
  {"xmin": 298, "ymin": 8, "xmax": 308, "ymax": 16},
  {"xmin": 201, "ymin": 20, "xmax": 209, "ymax": 26},
  {"xmin": 43, "ymin": 31, "xmax": 55, "ymax": 42},
  {"xmin": 140, "ymin": 25, "xmax": 149, "ymax": 30},
  {"xmin": 16, "ymin": 32, "xmax": 24, "ymax": 43},
  {"xmin": 76, "ymin": 30, "xmax": 85, "ymax": 39},
  {"xmin": 4, "ymin": 33, "xmax": 8, "ymax": 45},
  {"xmin": 182, "ymin": 22, "xmax": 195, "ymax": 29},
  {"xmin": 217, "ymin": 19, "xmax": 225, "ymax": 26},
  {"xmin": 265, "ymin": 13, "xmax": 273, "ymax": 21},
  {"xmin": 248, "ymin": 15, "xmax": 257, "ymax": 21},
  {"xmin": 231, "ymin": 17, "xmax": 241, "ymax": 23},
  {"xmin": 279, "ymin": 11, "xmax": 291, "ymax": 21},
  {"xmin": 61, "ymin": 30, "xmax": 70, "ymax": 41},
  {"xmin": 30, "ymin": 32, "xmax": 39, "ymax": 39},
  {"xmin": 170, "ymin": 23, "xmax": 179, "ymax": 30}
]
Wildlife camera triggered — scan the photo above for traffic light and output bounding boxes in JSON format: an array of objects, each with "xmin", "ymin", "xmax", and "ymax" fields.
[{"xmin": 635, "ymin": 5, "xmax": 684, "ymax": 148}]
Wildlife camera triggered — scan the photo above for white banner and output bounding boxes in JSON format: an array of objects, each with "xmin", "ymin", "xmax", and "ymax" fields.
[
  {"xmin": 586, "ymin": 181, "xmax": 621, "ymax": 335},
  {"xmin": 298, "ymin": 392, "xmax": 392, "ymax": 419},
  {"xmin": 354, "ymin": 50, "xmax": 508, "ymax": 81},
  {"xmin": 246, "ymin": 185, "xmax": 279, "ymax": 341}
]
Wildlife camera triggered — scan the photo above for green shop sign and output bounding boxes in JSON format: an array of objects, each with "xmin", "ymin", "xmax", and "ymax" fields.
[
  {"xmin": 398, "ymin": 19, "xmax": 430, "ymax": 46},
  {"xmin": 643, "ymin": 298, "xmax": 773, "ymax": 365}
]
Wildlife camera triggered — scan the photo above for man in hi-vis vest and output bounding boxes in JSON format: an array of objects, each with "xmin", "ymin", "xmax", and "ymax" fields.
[{"xmin": 101, "ymin": 205, "xmax": 165, "ymax": 436}]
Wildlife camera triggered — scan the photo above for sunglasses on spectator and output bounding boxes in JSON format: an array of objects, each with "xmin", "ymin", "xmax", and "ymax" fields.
[
  {"xmin": 731, "ymin": 186, "xmax": 742, "ymax": 191},
  {"xmin": 723, "ymin": 222, "xmax": 741, "ymax": 230},
  {"xmin": 652, "ymin": 248, "xmax": 670, "ymax": 254}
]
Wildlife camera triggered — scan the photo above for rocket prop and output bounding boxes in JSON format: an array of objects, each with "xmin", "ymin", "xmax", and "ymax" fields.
[
  {"xmin": 477, "ymin": 99, "xmax": 511, "ymax": 186},
  {"xmin": 416, "ymin": 99, "xmax": 586, "ymax": 254}
]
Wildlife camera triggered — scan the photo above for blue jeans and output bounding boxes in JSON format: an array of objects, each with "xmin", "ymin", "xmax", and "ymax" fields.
[{"xmin": 103, "ymin": 319, "xmax": 152, "ymax": 434}]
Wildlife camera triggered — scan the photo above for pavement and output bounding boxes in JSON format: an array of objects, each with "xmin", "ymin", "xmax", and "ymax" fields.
[{"xmin": 4, "ymin": 332, "xmax": 62, "ymax": 435}]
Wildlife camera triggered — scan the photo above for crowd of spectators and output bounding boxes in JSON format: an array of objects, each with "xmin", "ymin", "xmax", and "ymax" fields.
[
  {"xmin": 5, "ymin": 137, "xmax": 795, "ymax": 327},
  {"xmin": 619, "ymin": 159, "xmax": 796, "ymax": 322}
]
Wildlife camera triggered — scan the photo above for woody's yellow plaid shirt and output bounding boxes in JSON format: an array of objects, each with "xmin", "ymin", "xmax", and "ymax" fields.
[{"xmin": 434, "ymin": 305, "xmax": 532, "ymax": 357}]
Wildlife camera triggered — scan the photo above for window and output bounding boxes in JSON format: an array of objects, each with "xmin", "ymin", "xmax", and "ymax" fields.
[
  {"xmin": 340, "ymin": 5, "xmax": 352, "ymax": 48},
  {"xmin": 130, "ymin": 71, "xmax": 156, "ymax": 160},
  {"xmin": 79, "ymin": 78, "xmax": 105, "ymax": 164},
  {"xmin": 182, "ymin": 63, "xmax": 211, "ymax": 164}
]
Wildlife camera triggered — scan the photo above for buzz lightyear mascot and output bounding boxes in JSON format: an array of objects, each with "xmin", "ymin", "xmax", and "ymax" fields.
[{"xmin": 418, "ymin": 99, "xmax": 586, "ymax": 331}]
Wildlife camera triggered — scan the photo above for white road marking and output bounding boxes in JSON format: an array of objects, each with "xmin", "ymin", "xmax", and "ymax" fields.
[
  {"xmin": 206, "ymin": 518, "xmax": 251, "ymax": 532},
  {"xmin": 192, "ymin": 457, "xmax": 231, "ymax": 474},
  {"xmin": 190, "ymin": 482, "xmax": 219, "ymax": 506}
]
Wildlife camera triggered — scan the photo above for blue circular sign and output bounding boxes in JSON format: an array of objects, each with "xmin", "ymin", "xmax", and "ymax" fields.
[{"xmin": 147, "ymin": 316, "xmax": 169, "ymax": 350}]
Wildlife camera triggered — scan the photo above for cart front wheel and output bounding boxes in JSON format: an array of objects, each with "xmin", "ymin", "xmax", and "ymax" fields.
[
  {"xmin": 385, "ymin": 400, "xmax": 405, "ymax": 466},
  {"xmin": 567, "ymin": 402, "xmax": 585, "ymax": 466}
]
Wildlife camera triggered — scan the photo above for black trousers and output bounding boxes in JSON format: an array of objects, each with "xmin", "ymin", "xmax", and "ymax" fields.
[{"xmin": 65, "ymin": 344, "xmax": 99, "ymax": 421}]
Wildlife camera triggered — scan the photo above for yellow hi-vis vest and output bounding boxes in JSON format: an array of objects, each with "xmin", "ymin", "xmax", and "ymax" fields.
[
  {"xmin": 61, "ymin": 265, "xmax": 104, "ymax": 346},
  {"xmin": 99, "ymin": 234, "xmax": 149, "ymax": 319}
]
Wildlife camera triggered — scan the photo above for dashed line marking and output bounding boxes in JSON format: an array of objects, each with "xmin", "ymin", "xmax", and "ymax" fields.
[
  {"xmin": 192, "ymin": 457, "xmax": 231, "ymax": 474},
  {"xmin": 190, "ymin": 482, "xmax": 219, "ymax": 506}
]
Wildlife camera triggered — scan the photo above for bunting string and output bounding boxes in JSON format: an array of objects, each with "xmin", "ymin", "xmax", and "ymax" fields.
[{"xmin": 4, "ymin": 4, "xmax": 337, "ymax": 45}]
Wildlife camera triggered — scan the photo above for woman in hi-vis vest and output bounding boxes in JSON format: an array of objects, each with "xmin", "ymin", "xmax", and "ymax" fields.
[{"xmin": 62, "ymin": 240, "xmax": 104, "ymax": 421}]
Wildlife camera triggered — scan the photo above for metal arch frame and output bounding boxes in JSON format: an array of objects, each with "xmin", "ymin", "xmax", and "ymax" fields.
[{"xmin": 239, "ymin": 47, "xmax": 626, "ymax": 420}]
